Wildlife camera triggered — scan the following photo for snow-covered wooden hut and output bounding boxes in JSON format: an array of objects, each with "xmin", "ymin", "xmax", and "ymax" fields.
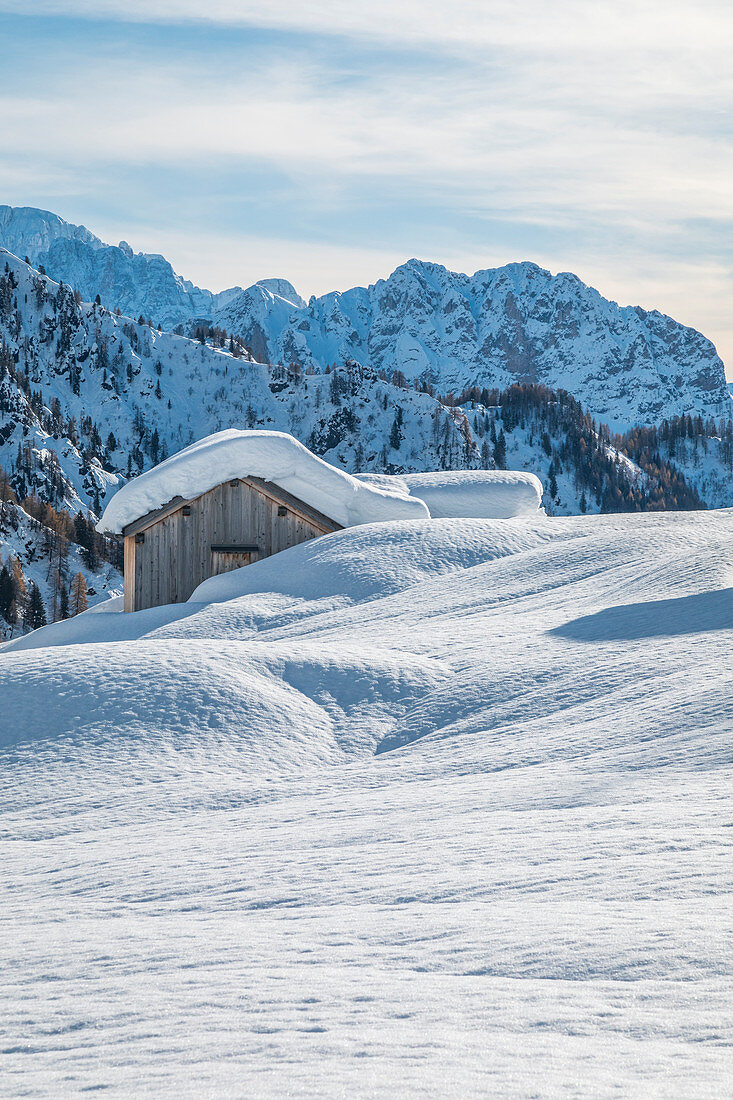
[
  {"xmin": 97, "ymin": 430, "xmax": 429, "ymax": 612},
  {"xmin": 97, "ymin": 429, "xmax": 545, "ymax": 613}
]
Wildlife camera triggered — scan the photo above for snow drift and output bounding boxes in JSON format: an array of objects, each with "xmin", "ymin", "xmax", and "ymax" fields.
[
  {"xmin": 97, "ymin": 429, "xmax": 429, "ymax": 533},
  {"xmin": 2, "ymin": 507, "xmax": 733, "ymax": 1095},
  {"xmin": 357, "ymin": 469, "xmax": 544, "ymax": 519}
]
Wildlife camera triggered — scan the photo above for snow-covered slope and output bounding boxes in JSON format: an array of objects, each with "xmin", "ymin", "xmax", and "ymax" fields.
[
  {"xmin": 202, "ymin": 279, "xmax": 307, "ymax": 363},
  {"xmin": 0, "ymin": 250, "xmax": 479, "ymax": 518},
  {"xmin": 1, "ymin": 509, "xmax": 731, "ymax": 1093}
]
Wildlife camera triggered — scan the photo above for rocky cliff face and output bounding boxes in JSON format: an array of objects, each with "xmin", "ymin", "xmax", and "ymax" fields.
[
  {"xmin": 215, "ymin": 259, "xmax": 732, "ymax": 431},
  {"xmin": 0, "ymin": 206, "xmax": 243, "ymax": 329},
  {"xmin": 0, "ymin": 205, "xmax": 101, "ymax": 257}
]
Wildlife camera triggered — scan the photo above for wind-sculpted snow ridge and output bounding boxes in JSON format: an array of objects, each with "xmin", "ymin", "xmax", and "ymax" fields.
[
  {"xmin": 97, "ymin": 429, "xmax": 429, "ymax": 533},
  {"xmin": 1, "ymin": 509, "xmax": 732, "ymax": 1094}
]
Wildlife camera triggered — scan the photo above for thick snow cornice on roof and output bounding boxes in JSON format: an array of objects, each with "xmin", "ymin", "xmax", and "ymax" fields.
[{"xmin": 97, "ymin": 430, "xmax": 429, "ymax": 534}]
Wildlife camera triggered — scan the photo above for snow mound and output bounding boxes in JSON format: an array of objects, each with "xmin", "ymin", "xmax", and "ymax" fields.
[
  {"xmin": 189, "ymin": 516, "xmax": 553, "ymax": 607},
  {"xmin": 3, "ymin": 517, "xmax": 555, "ymax": 654},
  {"xmin": 97, "ymin": 430, "xmax": 428, "ymax": 534},
  {"xmin": 357, "ymin": 469, "xmax": 544, "ymax": 519}
]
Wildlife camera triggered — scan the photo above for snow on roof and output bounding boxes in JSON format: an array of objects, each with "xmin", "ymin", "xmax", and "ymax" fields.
[
  {"xmin": 356, "ymin": 469, "xmax": 544, "ymax": 519},
  {"xmin": 97, "ymin": 429, "xmax": 429, "ymax": 534}
]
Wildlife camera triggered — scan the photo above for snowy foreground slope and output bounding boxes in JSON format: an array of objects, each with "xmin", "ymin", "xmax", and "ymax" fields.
[{"xmin": 2, "ymin": 510, "xmax": 733, "ymax": 1095}]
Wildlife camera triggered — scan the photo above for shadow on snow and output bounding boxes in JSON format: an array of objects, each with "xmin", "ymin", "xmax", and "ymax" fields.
[{"xmin": 551, "ymin": 588, "xmax": 733, "ymax": 642}]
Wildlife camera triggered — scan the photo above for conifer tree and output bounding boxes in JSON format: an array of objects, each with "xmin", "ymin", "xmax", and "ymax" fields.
[
  {"xmin": 0, "ymin": 564, "xmax": 14, "ymax": 621},
  {"xmin": 548, "ymin": 462, "xmax": 558, "ymax": 499},
  {"xmin": 24, "ymin": 583, "xmax": 47, "ymax": 630},
  {"xmin": 9, "ymin": 556, "xmax": 26, "ymax": 616},
  {"xmin": 493, "ymin": 430, "xmax": 507, "ymax": 469},
  {"xmin": 389, "ymin": 407, "xmax": 404, "ymax": 451},
  {"xmin": 69, "ymin": 572, "xmax": 88, "ymax": 617},
  {"xmin": 50, "ymin": 565, "xmax": 68, "ymax": 621}
]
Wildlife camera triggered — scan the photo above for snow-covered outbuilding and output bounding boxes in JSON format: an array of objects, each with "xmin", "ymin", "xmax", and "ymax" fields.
[
  {"xmin": 97, "ymin": 430, "xmax": 429, "ymax": 612},
  {"xmin": 98, "ymin": 429, "xmax": 544, "ymax": 613}
]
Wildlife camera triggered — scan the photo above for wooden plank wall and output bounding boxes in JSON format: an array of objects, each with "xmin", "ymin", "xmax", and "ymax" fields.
[
  {"xmin": 127, "ymin": 479, "xmax": 332, "ymax": 611},
  {"xmin": 123, "ymin": 533, "xmax": 136, "ymax": 613}
]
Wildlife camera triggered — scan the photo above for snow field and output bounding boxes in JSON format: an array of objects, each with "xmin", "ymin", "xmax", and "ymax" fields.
[{"xmin": 1, "ymin": 508, "xmax": 732, "ymax": 1096}]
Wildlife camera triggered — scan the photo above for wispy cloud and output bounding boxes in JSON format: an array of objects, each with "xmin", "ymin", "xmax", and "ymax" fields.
[
  {"xmin": 2, "ymin": 55, "xmax": 731, "ymax": 226},
  {"xmin": 2, "ymin": 0, "xmax": 731, "ymax": 57},
  {"xmin": 1, "ymin": 3, "xmax": 732, "ymax": 371}
]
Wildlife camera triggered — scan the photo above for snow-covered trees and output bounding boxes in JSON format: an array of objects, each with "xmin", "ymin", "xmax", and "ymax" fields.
[{"xmin": 454, "ymin": 383, "xmax": 711, "ymax": 513}]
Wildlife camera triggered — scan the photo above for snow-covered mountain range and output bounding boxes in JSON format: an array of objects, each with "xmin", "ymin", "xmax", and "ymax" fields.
[
  {"xmin": 217, "ymin": 260, "xmax": 732, "ymax": 432},
  {"xmin": 0, "ymin": 205, "xmax": 242, "ymax": 328},
  {"xmin": 2, "ymin": 205, "xmax": 730, "ymax": 431},
  {"xmin": 1, "ymin": 240, "xmax": 731, "ymax": 528}
]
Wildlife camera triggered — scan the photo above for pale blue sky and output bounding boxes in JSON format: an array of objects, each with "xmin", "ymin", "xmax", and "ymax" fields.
[{"xmin": 1, "ymin": 1, "xmax": 732, "ymax": 374}]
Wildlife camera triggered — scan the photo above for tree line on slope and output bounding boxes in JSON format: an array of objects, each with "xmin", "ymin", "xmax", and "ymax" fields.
[
  {"xmin": 453, "ymin": 383, "xmax": 713, "ymax": 511},
  {"xmin": 0, "ymin": 557, "xmax": 89, "ymax": 634},
  {"xmin": 622, "ymin": 414, "xmax": 733, "ymax": 469},
  {"xmin": 0, "ymin": 468, "xmax": 119, "ymax": 635}
]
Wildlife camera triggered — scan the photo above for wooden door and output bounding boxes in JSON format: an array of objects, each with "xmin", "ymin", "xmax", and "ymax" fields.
[{"xmin": 210, "ymin": 544, "xmax": 259, "ymax": 576}]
